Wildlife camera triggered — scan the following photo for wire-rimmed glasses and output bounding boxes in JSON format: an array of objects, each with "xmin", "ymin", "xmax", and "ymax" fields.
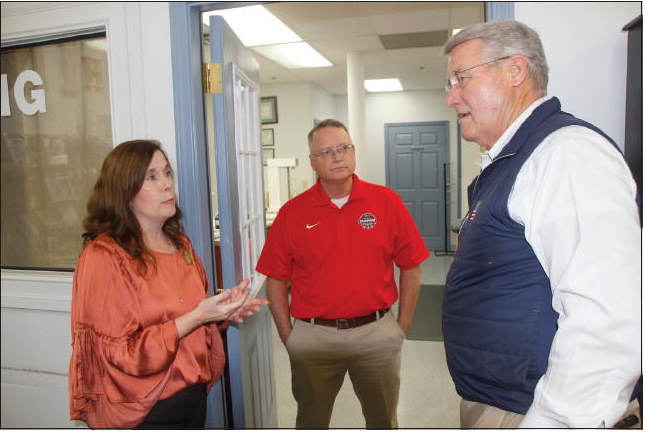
[
  {"xmin": 310, "ymin": 144, "xmax": 355, "ymax": 158},
  {"xmin": 445, "ymin": 55, "xmax": 511, "ymax": 92}
]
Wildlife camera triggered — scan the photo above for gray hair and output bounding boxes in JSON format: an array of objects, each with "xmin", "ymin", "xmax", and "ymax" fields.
[
  {"xmin": 444, "ymin": 19, "xmax": 548, "ymax": 95},
  {"xmin": 307, "ymin": 119, "xmax": 351, "ymax": 151}
]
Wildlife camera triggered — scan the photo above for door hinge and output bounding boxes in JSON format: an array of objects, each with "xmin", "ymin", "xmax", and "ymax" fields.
[{"xmin": 202, "ymin": 63, "xmax": 222, "ymax": 94}]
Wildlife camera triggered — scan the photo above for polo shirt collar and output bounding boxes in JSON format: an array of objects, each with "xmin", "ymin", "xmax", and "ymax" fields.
[{"xmin": 310, "ymin": 174, "xmax": 366, "ymax": 206}]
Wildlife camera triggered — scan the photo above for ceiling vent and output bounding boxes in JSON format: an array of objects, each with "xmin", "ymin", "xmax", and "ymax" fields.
[{"xmin": 379, "ymin": 30, "xmax": 449, "ymax": 49}]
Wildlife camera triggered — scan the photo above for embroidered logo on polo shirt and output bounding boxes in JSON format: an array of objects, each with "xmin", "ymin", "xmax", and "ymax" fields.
[{"xmin": 358, "ymin": 213, "xmax": 377, "ymax": 229}]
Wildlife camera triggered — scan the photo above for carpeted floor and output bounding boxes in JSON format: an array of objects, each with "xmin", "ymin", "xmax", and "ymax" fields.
[{"xmin": 407, "ymin": 284, "xmax": 444, "ymax": 341}]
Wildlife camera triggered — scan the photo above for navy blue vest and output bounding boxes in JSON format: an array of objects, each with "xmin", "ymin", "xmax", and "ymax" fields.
[{"xmin": 443, "ymin": 97, "xmax": 619, "ymax": 414}]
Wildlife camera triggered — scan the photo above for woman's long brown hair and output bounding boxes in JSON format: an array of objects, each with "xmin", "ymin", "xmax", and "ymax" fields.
[{"xmin": 82, "ymin": 140, "xmax": 186, "ymax": 275}]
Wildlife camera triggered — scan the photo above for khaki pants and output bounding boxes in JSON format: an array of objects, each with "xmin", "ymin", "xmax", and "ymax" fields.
[
  {"xmin": 286, "ymin": 311, "xmax": 405, "ymax": 429},
  {"xmin": 460, "ymin": 399, "xmax": 524, "ymax": 428}
]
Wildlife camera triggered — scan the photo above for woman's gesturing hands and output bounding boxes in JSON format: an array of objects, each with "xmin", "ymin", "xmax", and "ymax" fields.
[
  {"xmin": 175, "ymin": 279, "xmax": 269, "ymax": 338},
  {"xmin": 214, "ymin": 279, "xmax": 269, "ymax": 323}
]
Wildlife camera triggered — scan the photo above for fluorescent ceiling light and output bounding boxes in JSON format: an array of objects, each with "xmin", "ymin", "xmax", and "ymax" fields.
[
  {"xmin": 364, "ymin": 79, "xmax": 403, "ymax": 92},
  {"xmin": 203, "ymin": 6, "xmax": 300, "ymax": 47},
  {"xmin": 203, "ymin": 6, "xmax": 332, "ymax": 69},
  {"xmin": 252, "ymin": 43, "xmax": 332, "ymax": 69}
]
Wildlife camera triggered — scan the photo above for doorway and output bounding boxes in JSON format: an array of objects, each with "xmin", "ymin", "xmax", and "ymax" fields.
[
  {"xmin": 169, "ymin": 5, "xmax": 277, "ymax": 429},
  {"xmin": 385, "ymin": 121, "xmax": 450, "ymax": 252},
  {"xmin": 169, "ymin": 1, "xmax": 504, "ymax": 428}
]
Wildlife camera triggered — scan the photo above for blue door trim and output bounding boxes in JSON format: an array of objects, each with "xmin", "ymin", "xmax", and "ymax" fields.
[
  {"xmin": 485, "ymin": 2, "xmax": 515, "ymax": 20},
  {"xmin": 169, "ymin": 2, "xmax": 212, "ymax": 267},
  {"xmin": 168, "ymin": 2, "xmax": 238, "ymax": 428},
  {"xmin": 169, "ymin": 2, "xmax": 225, "ymax": 428},
  {"xmin": 169, "ymin": 3, "xmax": 270, "ymax": 428}
]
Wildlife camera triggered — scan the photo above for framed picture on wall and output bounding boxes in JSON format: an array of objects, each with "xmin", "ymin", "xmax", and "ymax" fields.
[
  {"xmin": 261, "ymin": 128, "xmax": 274, "ymax": 146},
  {"xmin": 261, "ymin": 96, "xmax": 278, "ymax": 124},
  {"xmin": 262, "ymin": 148, "xmax": 275, "ymax": 165}
]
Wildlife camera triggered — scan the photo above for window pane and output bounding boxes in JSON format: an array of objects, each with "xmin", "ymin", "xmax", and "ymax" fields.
[
  {"xmin": 1, "ymin": 35, "xmax": 113, "ymax": 270},
  {"xmin": 232, "ymin": 65, "xmax": 265, "ymax": 292}
]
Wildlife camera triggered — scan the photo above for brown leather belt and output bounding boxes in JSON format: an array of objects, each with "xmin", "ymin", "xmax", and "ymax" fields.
[{"xmin": 299, "ymin": 308, "xmax": 390, "ymax": 330}]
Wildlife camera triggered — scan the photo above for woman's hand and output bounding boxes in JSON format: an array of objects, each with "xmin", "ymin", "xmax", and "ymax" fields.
[
  {"xmin": 175, "ymin": 279, "xmax": 268, "ymax": 338},
  {"xmin": 199, "ymin": 284, "xmax": 249, "ymax": 322},
  {"xmin": 227, "ymin": 283, "xmax": 270, "ymax": 323},
  {"xmin": 220, "ymin": 280, "xmax": 270, "ymax": 323}
]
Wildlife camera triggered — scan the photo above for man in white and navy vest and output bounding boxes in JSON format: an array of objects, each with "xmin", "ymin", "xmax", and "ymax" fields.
[{"xmin": 442, "ymin": 19, "xmax": 641, "ymax": 428}]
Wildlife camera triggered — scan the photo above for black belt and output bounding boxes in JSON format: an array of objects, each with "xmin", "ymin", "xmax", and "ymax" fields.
[{"xmin": 299, "ymin": 308, "xmax": 390, "ymax": 330}]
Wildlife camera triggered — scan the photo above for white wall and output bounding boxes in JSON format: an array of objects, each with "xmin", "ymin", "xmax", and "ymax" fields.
[
  {"xmin": 260, "ymin": 81, "xmax": 344, "ymax": 202},
  {"xmin": 310, "ymin": 82, "xmax": 337, "ymax": 123},
  {"xmin": 363, "ymin": 90, "xmax": 458, "ymax": 184},
  {"xmin": 1, "ymin": 2, "xmax": 176, "ymax": 428},
  {"xmin": 335, "ymin": 89, "xmax": 480, "ymax": 221},
  {"xmin": 515, "ymin": 1, "xmax": 641, "ymax": 150},
  {"xmin": 261, "ymin": 81, "xmax": 315, "ymax": 197}
]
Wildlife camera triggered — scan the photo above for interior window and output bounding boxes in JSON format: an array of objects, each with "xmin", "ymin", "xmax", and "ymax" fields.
[{"xmin": 1, "ymin": 34, "xmax": 113, "ymax": 271}]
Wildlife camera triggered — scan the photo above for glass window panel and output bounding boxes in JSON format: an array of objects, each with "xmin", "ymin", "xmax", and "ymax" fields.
[
  {"xmin": 232, "ymin": 66, "xmax": 265, "ymax": 291},
  {"xmin": 1, "ymin": 34, "xmax": 113, "ymax": 270}
]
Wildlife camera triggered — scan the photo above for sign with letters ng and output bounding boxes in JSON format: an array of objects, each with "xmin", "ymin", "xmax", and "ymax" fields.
[
  {"xmin": 1, "ymin": 69, "xmax": 47, "ymax": 116},
  {"xmin": 1, "ymin": 33, "xmax": 113, "ymax": 270}
]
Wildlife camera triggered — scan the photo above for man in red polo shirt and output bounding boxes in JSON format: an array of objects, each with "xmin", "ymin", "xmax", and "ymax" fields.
[{"xmin": 256, "ymin": 119, "xmax": 430, "ymax": 428}]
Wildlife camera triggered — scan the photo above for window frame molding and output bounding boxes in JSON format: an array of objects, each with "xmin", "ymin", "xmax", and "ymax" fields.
[
  {"xmin": 1, "ymin": 271, "xmax": 73, "ymax": 312},
  {"xmin": 0, "ymin": 1, "xmax": 153, "ymax": 308}
]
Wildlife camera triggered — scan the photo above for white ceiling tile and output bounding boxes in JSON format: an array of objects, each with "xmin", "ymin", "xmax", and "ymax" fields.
[{"xmin": 231, "ymin": 1, "xmax": 485, "ymax": 94}]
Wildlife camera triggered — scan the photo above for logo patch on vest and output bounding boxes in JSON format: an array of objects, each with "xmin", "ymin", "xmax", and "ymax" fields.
[
  {"xmin": 468, "ymin": 200, "xmax": 482, "ymax": 221},
  {"xmin": 358, "ymin": 213, "xmax": 377, "ymax": 229}
]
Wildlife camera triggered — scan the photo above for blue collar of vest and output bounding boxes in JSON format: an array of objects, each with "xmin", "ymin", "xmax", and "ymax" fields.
[{"xmin": 497, "ymin": 97, "xmax": 563, "ymax": 159}]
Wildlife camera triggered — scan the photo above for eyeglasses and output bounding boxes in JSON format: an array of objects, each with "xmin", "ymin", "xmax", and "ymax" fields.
[
  {"xmin": 311, "ymin": 144, "xmax": 355, "ymax": 158},
  {"xmin": 445, "ymin": 55, "xmax": 511, "ymax": 92}
]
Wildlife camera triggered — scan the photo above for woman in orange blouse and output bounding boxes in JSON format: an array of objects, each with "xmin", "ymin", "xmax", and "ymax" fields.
[{"xmin": 69, "ymin": 140, "xmax": 267, "ymax": 428}]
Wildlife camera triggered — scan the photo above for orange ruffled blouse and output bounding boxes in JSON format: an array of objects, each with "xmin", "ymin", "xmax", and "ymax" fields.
[{"xmin": 68, "ymin": 234, "xmax": 225, "ymax": 428}]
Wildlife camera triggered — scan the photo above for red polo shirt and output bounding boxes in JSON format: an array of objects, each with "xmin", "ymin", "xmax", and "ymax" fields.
[{"xmin": 256, "ymin": 175, "xmax": 430, "ymax": 319}]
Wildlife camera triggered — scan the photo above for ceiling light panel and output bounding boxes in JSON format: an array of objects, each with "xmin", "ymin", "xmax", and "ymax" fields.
[
  {"xmin": 203, "ymin": 5, "xmax": 301, "ymax": 46},
  {"xmin": 364, "ymin": 79, "xmax": 403, "ymax": 92},
  {"xmin": 252, "ymin": 43, "xmax": 332, "ymax": 69}
]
